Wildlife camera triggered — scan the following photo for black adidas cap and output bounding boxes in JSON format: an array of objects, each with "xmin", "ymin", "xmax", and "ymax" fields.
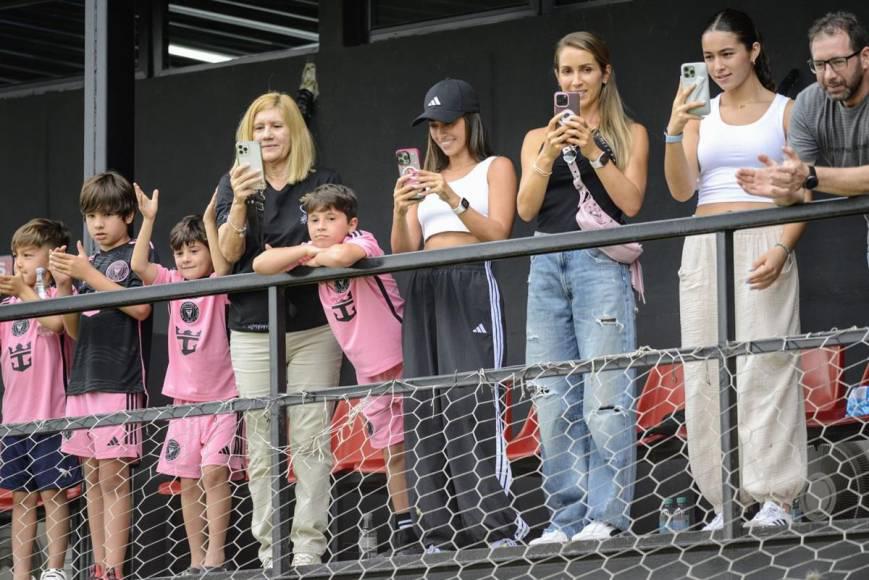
[{"xmin": 411, "ymin": 78, "xmax": 480, "ymax": 126}]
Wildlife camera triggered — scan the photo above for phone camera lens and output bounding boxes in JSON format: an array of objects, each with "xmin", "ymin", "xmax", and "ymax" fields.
[
  {"xmin": 397, "ymin": 152, "xmax": 409, "ymax": 164},
  {"xmin": 556, "ymin": 94, "xmax": 568, "ymax": 106}
]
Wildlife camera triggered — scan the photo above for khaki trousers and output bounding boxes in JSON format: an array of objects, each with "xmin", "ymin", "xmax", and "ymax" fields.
[
  {"xmin": 230, "ymin": 326, "xmax": 342, "ymax": 565},
  {"xmin": 679, "ymin": 227, "xmax": 806, "ymax": 512}
]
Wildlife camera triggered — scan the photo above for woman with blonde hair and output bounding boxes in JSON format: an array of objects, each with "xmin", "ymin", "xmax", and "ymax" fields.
[
  {"xmin": 518, "ymin": 31, "xmax": 649, "ymax": 543},
  {"xmin": 214, "ymin": 91, "xmax": 343, "ymax": 568}
]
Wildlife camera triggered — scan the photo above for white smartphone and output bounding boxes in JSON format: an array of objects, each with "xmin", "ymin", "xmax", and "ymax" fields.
[
  {"xmin": 681, "ymin": 62, "xmax": 711, "ymax": 117},
  {"xmin": 235, "ymin": 141, "xmax": 266, "ymax": 190}
]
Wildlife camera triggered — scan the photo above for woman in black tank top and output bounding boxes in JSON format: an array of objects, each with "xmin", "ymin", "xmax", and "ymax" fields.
[{"xmin": 517, "ymin": 31, "xmax": 649, "ymax": 544}]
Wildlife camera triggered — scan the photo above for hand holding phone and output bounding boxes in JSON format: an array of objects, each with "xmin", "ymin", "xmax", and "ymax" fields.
[
  {"xmin": 680, "ymin": 62, "xmax": 711, "ymax": 117},
  {"xmin": 396, "ymin": 148, "xmax": 426, "ymax": 201},
  {"xmin": 235, "ymin": 141, "xmax": 266, "ymax": 191},
  {"xmin": 554, "ymin": 91, "xmax": 581, "ymax": 125}
]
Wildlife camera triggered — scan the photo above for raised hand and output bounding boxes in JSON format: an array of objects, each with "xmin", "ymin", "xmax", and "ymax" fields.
[
  {"xmin": 230, "ymin": 163, "xmax": 265, "ymax": 203},
  {"xmin": 204, "ymin": 188, "xmax": 219, "ymax": 224},
  {"xmin": 48, "ymin": 241, "xmax": 94, "ymax": 281},
  {"xmin": 134, "ymin": 183, "xmax": 159, "ymax": 220},
  {"xmin": 393, "ymin": 174, "xmax": 424, "ymax": 217},
  {"xmin": 666, "ymin": 80, "xmax": 705, "ymax": 137}
]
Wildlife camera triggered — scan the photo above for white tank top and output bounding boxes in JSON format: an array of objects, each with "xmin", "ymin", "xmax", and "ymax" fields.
[
  {"xmin": 696, "ymin": 94, "xmax": 789, "ymax": 206},
  {"xmin": 418, "ymin": 156, "xmax": 495, "ymax": 241}
]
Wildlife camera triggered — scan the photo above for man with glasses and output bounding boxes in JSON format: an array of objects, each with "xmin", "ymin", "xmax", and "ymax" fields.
[{"xmin": 736, "ymin": 11, "xmax": 869, "ymax": 209}]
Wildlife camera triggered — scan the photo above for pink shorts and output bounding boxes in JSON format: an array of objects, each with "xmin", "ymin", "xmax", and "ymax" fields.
[
  {"xmin": 357, "ymin": 364, "xmax": 404, "ymax": 450},
  {"xmin": 157, "ymin": 400, "xmax": 245, "ymax": 480},
  {"xmin": 61, "ymin": 392, "xmax": 143, "ymax": 460}
]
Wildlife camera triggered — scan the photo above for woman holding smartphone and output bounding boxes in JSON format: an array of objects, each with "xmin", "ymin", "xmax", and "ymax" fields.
[
  {"xmin": 214, "ymin": 91, "xmax": 343, "ymax": 568},
  {"xmin": 517, "ymin": 31, "xmax": 648, "ymax": 543},
  {"xmin": 664, "ymin": 8, "xmax": 806, "ymax": 530},
  {"xmin": 391, "ymin": 78, "xmax": 527, "ymax": 551}
]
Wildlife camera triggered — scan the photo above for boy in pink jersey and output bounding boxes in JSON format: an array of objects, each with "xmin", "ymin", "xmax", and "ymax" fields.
[
  {"xmin": 0, "ymin": 219, "xmax": 82, "ymax": 580},
  {"xmin": 131, "ymin": 185, "xmax": 241, "ymax": 572},
  {"xmin": 49, "ymin": 172, "xmax": 154, "ymax": 580},
  {"xmin": 254, "ymin": 183, "xmax": 419, "ymax": 554}
]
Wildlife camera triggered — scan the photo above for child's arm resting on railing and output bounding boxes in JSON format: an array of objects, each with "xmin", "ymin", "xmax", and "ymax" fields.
[
  {"xmin": 252, "ymin": 244, "xmax": 323, "ymax": 275},
  {"xmin": 305, "ymin": 243, "xmax": 366, "ymax": 269}
]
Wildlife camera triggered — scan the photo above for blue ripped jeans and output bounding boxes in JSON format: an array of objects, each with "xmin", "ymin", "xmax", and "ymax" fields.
[{"xmin": 525, "ymin": 244, "xmax": 638, "ymax": 535}]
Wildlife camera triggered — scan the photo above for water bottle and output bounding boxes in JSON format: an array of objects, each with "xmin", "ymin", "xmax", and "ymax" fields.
[
  {"xmin": 359, "ymin": 512, "xmax": 378, "ymax": 559},
  {"xmin": 35, "ymin": 267, "xmax": 47, "ymax": 299},
  {"xmin": 658, "ymin": 497, "xmax": 674, "ymax": 533},
  {"xmin": 671, "ymin": 496, "xmax": 691, "ymax": 532}
]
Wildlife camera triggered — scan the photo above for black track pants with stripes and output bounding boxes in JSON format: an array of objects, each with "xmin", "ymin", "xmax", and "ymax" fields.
[{"xmin": 401, "ymin": 263, "xmax": 526, "ymax": 548}]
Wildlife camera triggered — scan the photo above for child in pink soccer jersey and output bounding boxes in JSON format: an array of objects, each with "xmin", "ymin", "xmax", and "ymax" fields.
[
  {"xmin": 254, "ymin": 183, "xmax": 420, "ymax": 554},
  {"xmin": 0, "ymin": 219, "xmax": 82, "ymax": 580},
  {"xmin": 131, "ymin": 185, "xmax": 241, "ymax": 572},
  {"xmin": 49, "ymin": 172, "xmax": 155, "ymax": 580}
]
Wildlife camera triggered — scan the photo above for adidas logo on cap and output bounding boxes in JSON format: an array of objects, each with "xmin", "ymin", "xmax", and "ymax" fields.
[{"xmin": 427, "ymin": 96, "xmax": 442, "ymax": 107}]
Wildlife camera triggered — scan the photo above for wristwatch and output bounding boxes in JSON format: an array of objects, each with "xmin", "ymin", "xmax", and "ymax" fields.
[
  {"xmin": 452, "ymin": 197, "xmax": 470, "ymax": 216},
  {"xmin": 803, "ymin": 165, "xmax": 819, "ymax": 190},
  {"xmin": 590, "ymin": 151, "xmax": 610, "ymax": 170}
]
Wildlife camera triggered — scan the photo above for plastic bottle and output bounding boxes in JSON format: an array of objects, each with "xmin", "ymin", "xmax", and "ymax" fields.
[
  {"xmin": 359, "ymin": 512, "xmax": 378, "ymax": 559},
  {"xmin": 671, "ymin": 496, "xmax": 691, "ymax": 532},
  {"xmin": 658, "ymin": 497, "xmax": 674, "ymax": 533},
  {"xmin": 35, "ymin": 267, "xmax": 47, "ymax": 299}
]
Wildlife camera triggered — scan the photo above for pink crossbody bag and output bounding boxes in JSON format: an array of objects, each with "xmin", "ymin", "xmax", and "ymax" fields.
[{"xmin": 562, "ymin": 142, "xmax": 645, "ymax": 303}]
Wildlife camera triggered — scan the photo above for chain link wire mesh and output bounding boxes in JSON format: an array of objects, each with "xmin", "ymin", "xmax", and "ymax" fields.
[{"xmin": 1, "ymin": 329, "xmax": 869, "ymax": 579}]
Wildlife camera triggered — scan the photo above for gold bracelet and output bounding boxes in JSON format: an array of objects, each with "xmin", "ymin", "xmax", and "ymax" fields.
[{"xmin": 532, "ymin": 162, "xmax": 553, "ymax": 177}]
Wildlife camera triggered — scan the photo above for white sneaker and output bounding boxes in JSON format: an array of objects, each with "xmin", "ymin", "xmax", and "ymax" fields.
[
  {"xmin": 489, "ymin": 538, "xmax": 519, "ymax": 549},
  {"xmin": 424, "ymin": 544, "xmax": 443, "ymax": 555},
  {"xmin": 571, "ymin": 521, "xmax": 618, "ymax": 541},
  {"xmin": 291, "ymin": 553, "xmax": 321, "ymax": 567},
  {"xmin": 40, "ymin": 570, "xmax": 68, "ymax": 580},
  {"xmin": 703, "ymin": 512, "xmax": 724, "ymax": 531},
  {"xmin": 529, "ymin": 530, "xmax": 569, "ymax": 546},
  {"xmin": 744, "ymin": 501, "xmax": 793, "ymax": 529}
]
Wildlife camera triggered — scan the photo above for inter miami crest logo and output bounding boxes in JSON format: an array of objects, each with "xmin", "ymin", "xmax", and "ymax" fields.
[
  {"xmin": 166, "ymin": 439, "xmax": 181, "ymax": 461},
  {"xmin": 105, "ymin": 260, "xmax": 130, "ymax": 283},
  {"xmin": 11, "ymin": 320, "xmax": 29, "ymax": 337},
  {"xmin": 61, "ymin": 430, "xmax": 73, "ymax": 440},
  {"xmin": 176, "ymin": 326, "xmax": 202, "ymax": 355},
  {"xmin": 179, "ymin": 301, "xmax": 200, "ymax": 323},
  {"xmin": 333, "ymin": 279, "xmax": 350, "ymax": 294},
  {"xmin": 8, "ymin": 343, "xmax": 32, "ymax": 372}
]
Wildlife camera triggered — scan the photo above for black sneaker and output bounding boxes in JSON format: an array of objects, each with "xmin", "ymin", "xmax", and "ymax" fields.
[{"xmin": 392, "ymin": 526, "xmax": 423, "ymax": 556}]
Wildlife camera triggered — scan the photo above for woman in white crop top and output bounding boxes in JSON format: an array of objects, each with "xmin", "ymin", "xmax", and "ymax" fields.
[
  {"xmin": 664, "ymin": 9, "xmax": 808, "ymax": 531},
  {"xmin": 390, "ymin": 78, "xmax": 526, "ymax": 550}
]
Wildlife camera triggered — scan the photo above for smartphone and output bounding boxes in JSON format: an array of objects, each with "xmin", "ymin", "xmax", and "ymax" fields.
[
  {"xmin": 235, "ymin": 141, "xmax": 266, "ymax": 190},
  {"xmin": 395, "ymin": 147, "xmax": 426, "ymax": 201},
  {"xmin": 681, "ymin": 62, "xmax": 711, "ymax": 117},
  {"xmin": 553, "ymin": 91, "xmax": 580, "ymax": 125}
]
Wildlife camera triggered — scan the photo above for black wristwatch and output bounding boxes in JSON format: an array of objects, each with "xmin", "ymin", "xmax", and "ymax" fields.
[{"xmin": 803, "ymin": 165, "xmax": 818, "ymax": 190}]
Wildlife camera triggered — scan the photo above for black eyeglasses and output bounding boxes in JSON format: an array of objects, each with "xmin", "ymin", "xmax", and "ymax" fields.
[{"xmin": 808, "ymin": 50, "xmax": 862, "ymax": 74}]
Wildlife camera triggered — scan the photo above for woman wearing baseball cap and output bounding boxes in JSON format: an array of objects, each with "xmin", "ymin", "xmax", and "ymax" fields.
[{"xmin": 390, "ymin": 78, "xmax": 527, "ymax": 551}]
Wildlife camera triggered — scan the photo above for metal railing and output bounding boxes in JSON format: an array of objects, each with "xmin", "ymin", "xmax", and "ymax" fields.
[{"xmin": 2, "ymin": 194, "xmax": 869, "ymax": 576}]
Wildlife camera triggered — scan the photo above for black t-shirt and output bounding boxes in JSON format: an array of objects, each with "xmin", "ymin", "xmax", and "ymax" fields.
[
  {"xmin": 215, "ymin": 169, "xmax": 340, "ymax": 332},
  {"xmin": 536, "ymin": 153, "xmax": 623, "ymax": 234},
  {"xmin": 67, "ymin": 240, "xmax": 155, "ymax": 395}
]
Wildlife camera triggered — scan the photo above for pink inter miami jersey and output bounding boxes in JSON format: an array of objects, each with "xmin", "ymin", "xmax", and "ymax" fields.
[
  {"xmin": 151, "ymin": 266, "xmax": 237, "ymax": 402},
  {"xmin": 317, "ymin": 230, "xmax": 404, "ymax": 377},
  {"xmin": 0, "ymin": 289, "xmax": 71, "ymax": 423}
]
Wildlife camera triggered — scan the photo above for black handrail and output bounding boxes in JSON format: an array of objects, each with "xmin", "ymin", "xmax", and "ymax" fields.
[{"xmin": 2, "ymin": 195, "xmax": 868, "ymax": 322}]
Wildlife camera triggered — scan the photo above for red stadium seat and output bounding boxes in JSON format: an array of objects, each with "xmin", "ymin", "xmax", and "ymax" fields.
[
  {"xmin": 506, "ymin": 406, "xmax": 540, "ymax": 461},
  {"xmin": 637, "ymin": 363, "xmax": 686, "ymax": 443},
  {"xmin": 802, "ymin": 346, "xmax": 846, "ymax": 426}
]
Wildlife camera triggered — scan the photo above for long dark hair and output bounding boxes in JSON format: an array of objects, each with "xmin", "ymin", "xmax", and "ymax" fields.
[
  {"xmin": 704, "ymin": 9, "xmax": 775, "ymax": 91},
  {"xmin": 423, "ymin": 112, "xmax": 492, "ymax": 172}
]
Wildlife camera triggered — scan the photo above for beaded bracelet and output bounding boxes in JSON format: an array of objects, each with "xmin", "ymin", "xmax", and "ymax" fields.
[
  {"xmin": 228, "ymin": 220, "xmax": 247, "ymax": 236},
  {"xmin": 775, "ymin": 242, "xmax": 791, "ymax": 257}
]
